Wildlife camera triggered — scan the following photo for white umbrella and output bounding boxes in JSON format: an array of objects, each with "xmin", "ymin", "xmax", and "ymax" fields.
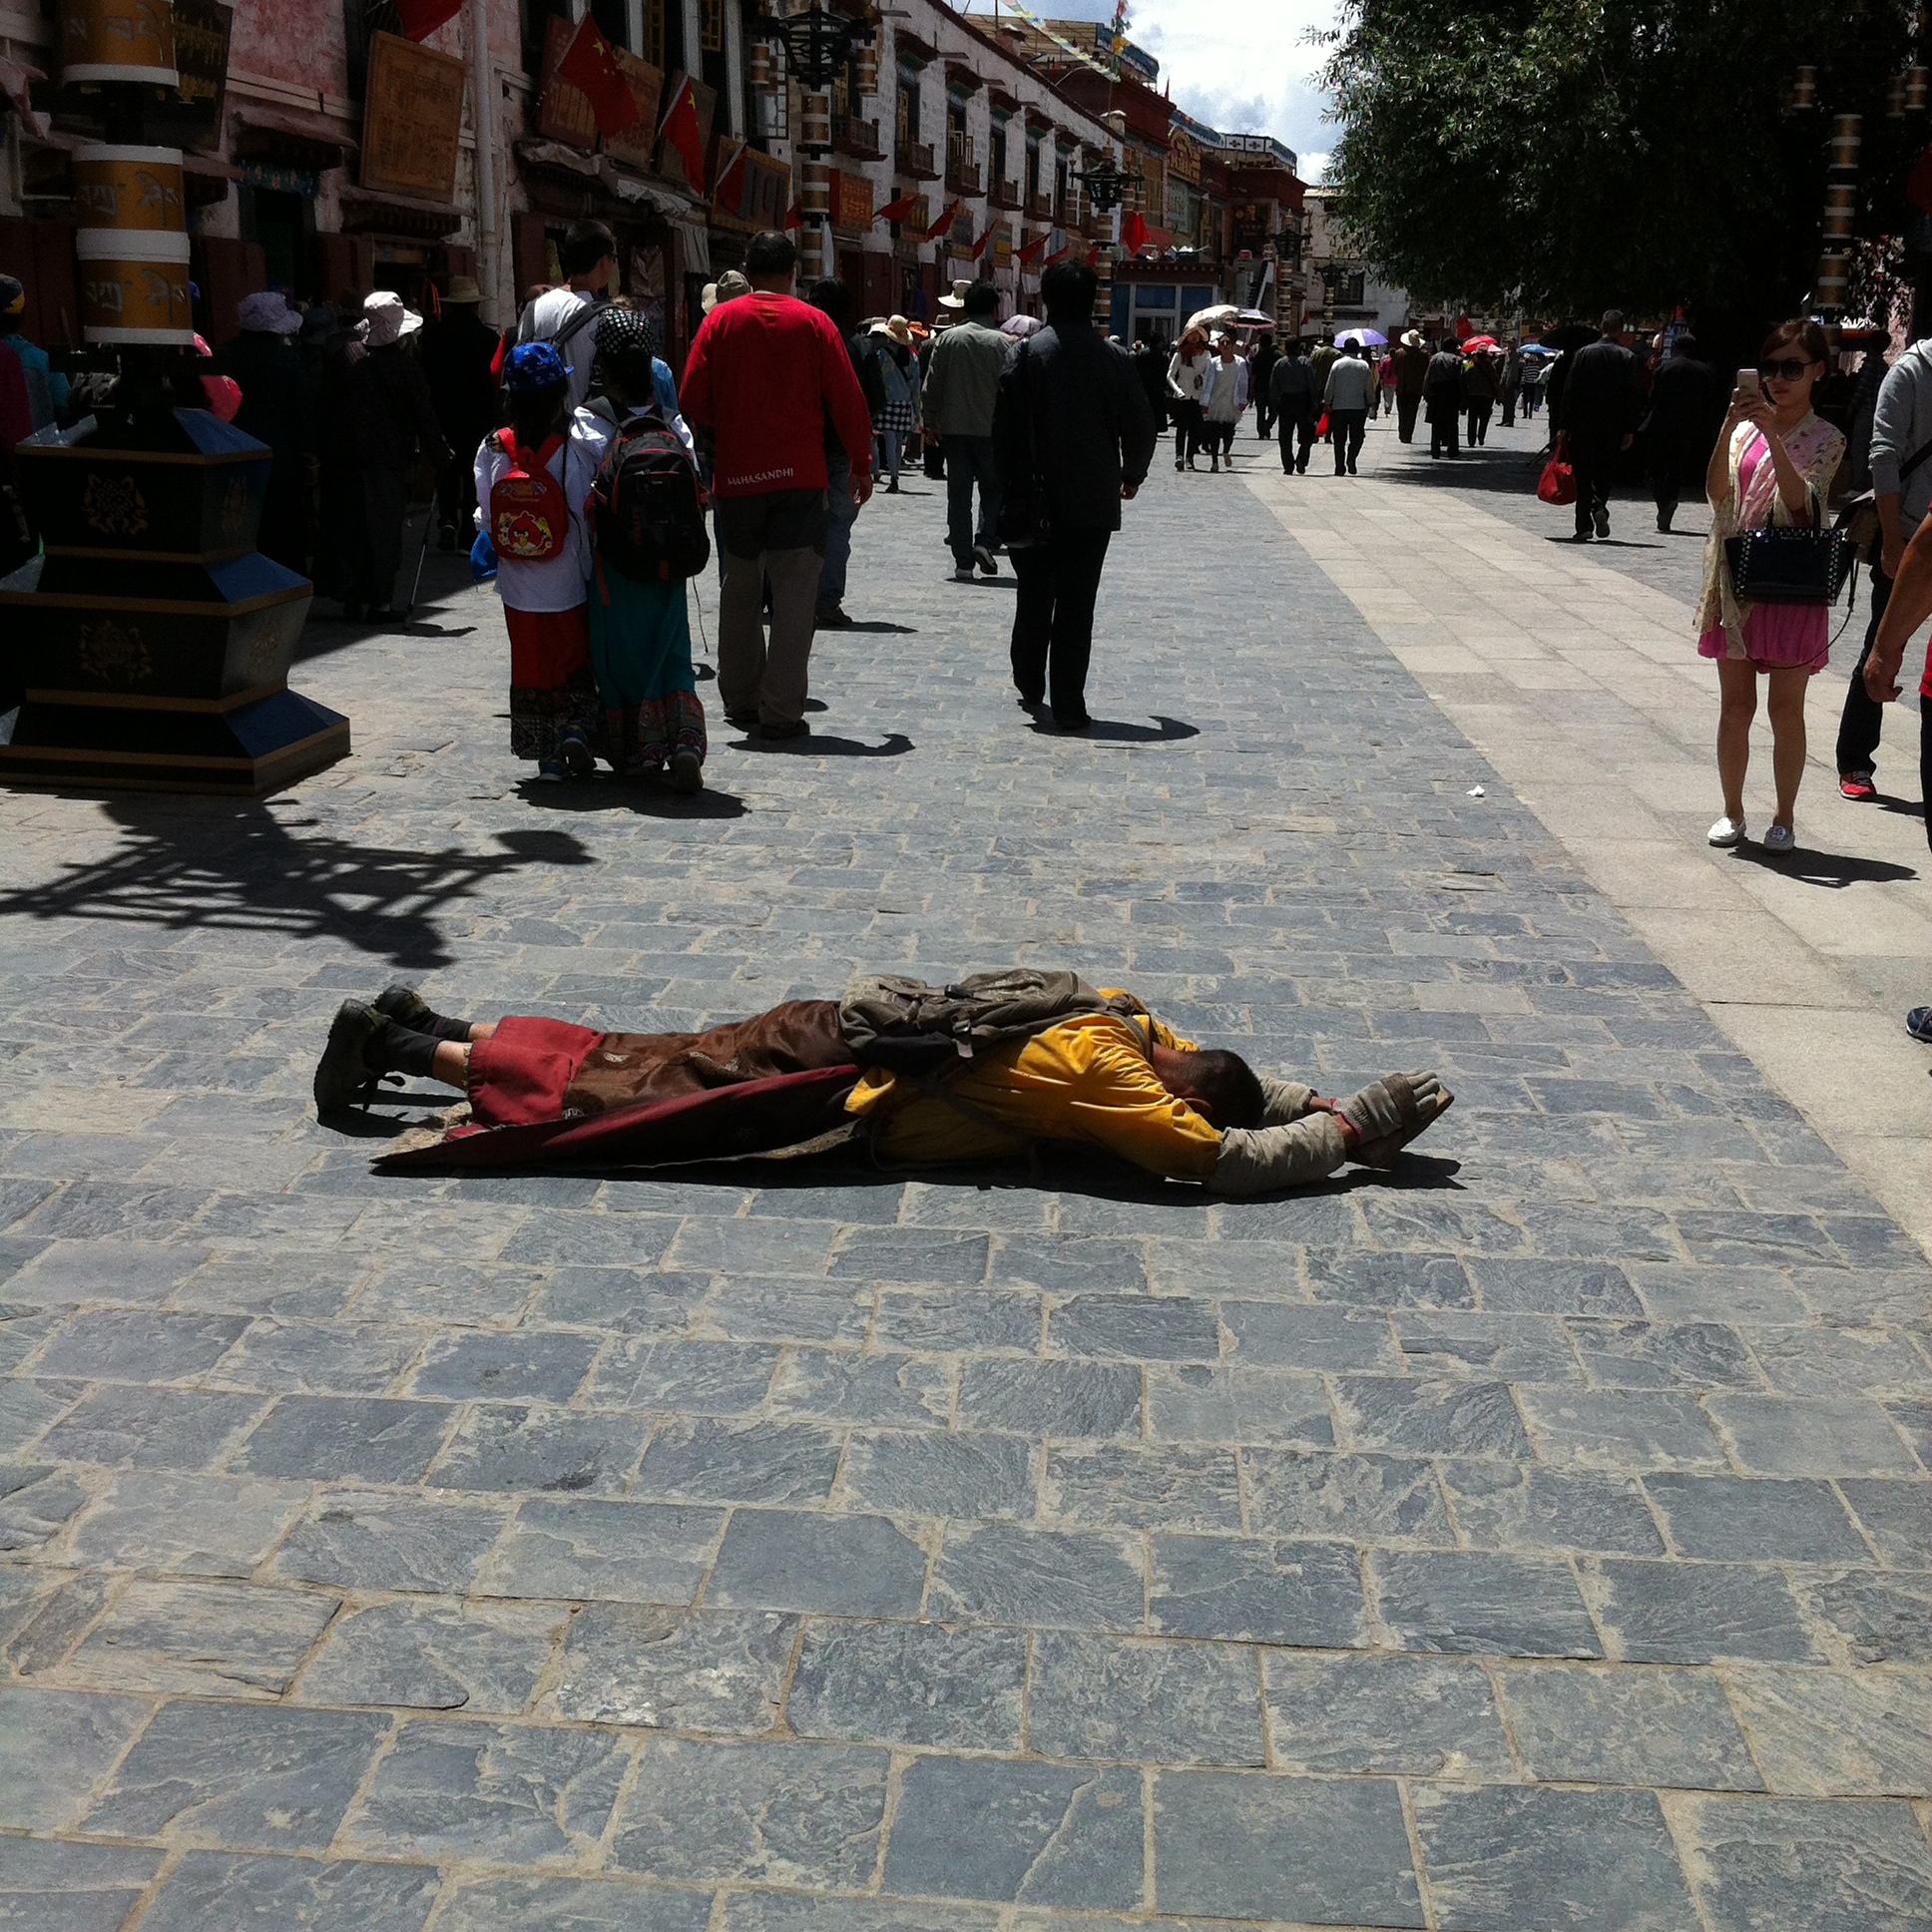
[
  {"xmin": 1187, "ymin": 303, "xmax": 1239, "ymax": 331},
  {"xmin": 1337, "ymin": 327, "xmax": 1387, "ymax": 347},
  {"xmin": 1001, "ymin": 313, "xmax": 1043, "ymax": 338}
]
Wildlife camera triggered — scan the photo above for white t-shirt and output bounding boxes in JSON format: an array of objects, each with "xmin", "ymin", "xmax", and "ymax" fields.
[
  {"xmin": 517, "ymin": 287, "xmax": 605, "ymax": 408},
  {"xmin": 474, "ymin": 408, "xmax": 613, "ymax": 613}
]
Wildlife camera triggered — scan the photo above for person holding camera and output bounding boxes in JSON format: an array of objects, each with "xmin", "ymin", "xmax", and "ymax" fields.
[{"xmin": 1695, "ymin": 319, "xmax": 1846, "ymax": 853}]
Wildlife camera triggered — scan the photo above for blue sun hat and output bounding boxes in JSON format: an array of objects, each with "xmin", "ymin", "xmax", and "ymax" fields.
[{"xmin": 502, "ymin": 340, "xmax": 568, "ymax": 395}]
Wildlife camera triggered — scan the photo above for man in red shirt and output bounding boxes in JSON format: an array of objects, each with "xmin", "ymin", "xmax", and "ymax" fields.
[{"xmin": 681, "ymin": 231, "xmax": 874, "ymax": 737}]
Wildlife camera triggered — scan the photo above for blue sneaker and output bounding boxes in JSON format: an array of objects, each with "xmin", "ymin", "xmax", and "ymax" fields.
[{"xmin": 1906, "ymin": 1007, "xmax": 1932, "ymax": 1043}]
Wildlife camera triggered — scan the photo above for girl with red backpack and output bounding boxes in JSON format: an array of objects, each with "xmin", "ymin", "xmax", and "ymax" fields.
[
  {"xmin": 475, "ymin": 342, "xmax": 603, "ymax": 780},
  {"xmin": 581, "ymin": 307, "xmax": 710, "ymax": 792}
]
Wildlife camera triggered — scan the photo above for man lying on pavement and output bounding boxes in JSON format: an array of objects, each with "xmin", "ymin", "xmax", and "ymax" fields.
[{"xmin": 314, "ymin": 970, "xmax": 1452, "ymax": 1195}]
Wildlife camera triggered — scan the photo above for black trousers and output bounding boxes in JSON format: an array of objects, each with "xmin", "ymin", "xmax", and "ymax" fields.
[
  {"xmin": 1330, "ymin": 409, "xmax": 1366, "ymax": 473},
  {"xmin": 1256, "ymin": 396, "xmax": 1276, "ymax": 438},
  {"xmin": 1569, "ymin": 436, "xmax": 1615, "ymax": 535},
  {"xmin": 1173, "ymin": 399, "xmax": 1204, "ymax": 465},
  {"xmin": 1397, "ymin": 391, "xmax": 1421, "ymax": 443},
  {"xmin": 1429, "ymin": 409, "xmax": 1460, "ymax": 457},
  {"xmin": 1837, "ymin": 561, "xmax": 1897, "ymax": 778},
  {"xmin": 1466, "ymin": 400, "xmax": 1493, "ymax": 446},
  {"xmin": 1204, "ymin": 418, "xmax": 1236, "ymax": 459},
  {"xmin": 1650, "ymin": 431, "xmax": 1695, "ymax": 522},
  {"xmin": 1501, "ymin": 388, "xmax": 1518, "ymax": 428},
  {"xmin": 1279, "ymin": 413, "xmax": 1314, "ymax": 472},
  {"xmin": 1011, "ymin": 527, "xmax": 1112, "ymax": 726}
]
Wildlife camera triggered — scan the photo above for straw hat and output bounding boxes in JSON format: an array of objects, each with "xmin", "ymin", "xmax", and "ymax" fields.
[
  {"xmin": 870, "ymin": 314, "xmax": 913, "ymax": 347},
  {"xmin": 1401, "ymin": 328, "xmax": 1422, "ymax": 348},
  {"xmin": 702, "ymin": 269, "xmax": 751, "ymax": 313},
  {"xmin": 363, "ymin": 289, "xmax": 422, "ymax": 346},
  {"xmin": 937, "ymin": 277, "xmax": 975, "ymax": 313},
  {"xmin": 444, "ymin": 275, "xmax": 484, "ymax": 304}
]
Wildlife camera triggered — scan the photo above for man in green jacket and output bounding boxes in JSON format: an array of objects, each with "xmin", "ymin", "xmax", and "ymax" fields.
[{"xmin": 923, "ymin": 280, "xmax": 1009, "ymax": 582}]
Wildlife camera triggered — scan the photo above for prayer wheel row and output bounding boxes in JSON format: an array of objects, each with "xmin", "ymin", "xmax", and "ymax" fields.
[
  {"xmin": 74, "ymin": 144, "xmax": 194, "ymax": 346},
  {"xmin": 60, "ymin": 0, "xmax": 179, "ymax": 89}
]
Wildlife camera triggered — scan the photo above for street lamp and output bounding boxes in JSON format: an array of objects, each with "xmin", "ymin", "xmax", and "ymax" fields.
[{"xmin": 1071, "ymin": 156, "xmax": 1131, "ymax": 213}]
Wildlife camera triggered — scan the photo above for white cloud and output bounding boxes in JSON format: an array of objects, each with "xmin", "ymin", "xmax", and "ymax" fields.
[{"xmin": 958, "ymin": 0, "xmax": 1340, "ymax": 165}]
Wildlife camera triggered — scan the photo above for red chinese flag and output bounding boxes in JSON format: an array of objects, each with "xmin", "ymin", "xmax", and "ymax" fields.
[
  {"xmin": 783, "ymin": 201, "xmax": 804, "ymax": 230},
  {"xmin": 714, "ymin": 140, "xmax": 749, "ymax": 210},
  {"xmin": 557, "ymin": 15, "xmax": 640, "ymax": 139},
  {"xmin": 659, "ymin": 76, "xmax": 706, "ymax": 193},
  {"xmin": 876, "ymin": 195, "xmax": 916, "ymax": 227},
  {"xmin": 972, "ymin": 224, "xmax": 996, "ymax": 261},
  {"xmin": 924, "ymin": 199, "xmax": 962, "ymax": 242},
  {"xmin": 1043, "ymin": 241, "xmax": 1073, "ymax": 267},
  {"xmin": 1018, "ymin": 234, "xmax": 1048, "ymax": 264},
  {"xmin": 395, "ymin": 0, "xmax": 463, "ymax": 40},
  {"xmin": 1121, "ymin": 211, "xmax": 1148, "ymax": 255}
]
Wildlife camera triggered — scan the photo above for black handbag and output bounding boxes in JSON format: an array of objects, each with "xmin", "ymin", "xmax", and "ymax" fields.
[
  {"xmin": 997, "ymin": 341, "xmax": 1055, "ymax": 551},
  {"xmin": 1724, "ymin": 508, "xmax": 1853, "ymax": 606}
]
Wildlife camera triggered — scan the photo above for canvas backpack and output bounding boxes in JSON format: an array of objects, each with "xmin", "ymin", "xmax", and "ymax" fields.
[
  {"xmin": 586, "ymin": 410, "xmax": 712, "ymax": 585},
  {"xmin": 487, "ymin": 430, "xmax": 570, "ymax": 563},
  {"xmin": 837, "ymin": 970, "xmax": 1150, "ymax": 1078}
]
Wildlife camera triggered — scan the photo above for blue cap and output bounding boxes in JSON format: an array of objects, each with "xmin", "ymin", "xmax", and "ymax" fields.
[{"xmin": 503, "ymin": 340, "xmax": 568, "ymax": 395}]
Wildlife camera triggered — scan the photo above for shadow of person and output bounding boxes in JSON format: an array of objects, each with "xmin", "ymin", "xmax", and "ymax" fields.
[
  {"xmin": 731, "ymin": 731, "xmax": 916, "ymax": 758},
  {"xmin": 0, "ymin": 802, "xmax": 593, "ymax": 969},
  {"xmin": 514, "ymin": 777, "xmax": 748, "ymax": 820},
  {"xmin": 1029, "ymin": 716, "xmax": 1201, "ymax": 743},
  {"xmin": 1728, "ymin": 843, "xmax": 1918, "ymax": 888}
]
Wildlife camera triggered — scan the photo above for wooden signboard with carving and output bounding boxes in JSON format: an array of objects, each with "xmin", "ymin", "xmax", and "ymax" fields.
[
  {"xmin": 360, "ymin": 31, "xmax": 465, "ymax": 203},
  {"xmin": 603, "ymin": 50, "xmax": 666, "ymax": 171},
  {"xmin": 712, "ymin": 142, "xmax": 789, "ymax": 234}
]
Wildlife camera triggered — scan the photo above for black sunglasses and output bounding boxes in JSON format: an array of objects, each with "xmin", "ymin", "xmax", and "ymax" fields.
[{"xmin": 1757, "ymin": 357, "xmax": 1818, "ymax": 382}]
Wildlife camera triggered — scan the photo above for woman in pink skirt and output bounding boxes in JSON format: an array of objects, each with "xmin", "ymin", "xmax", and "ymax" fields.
[{"xmin": 1695, "ymin": 319, "xmax": 1845, "ymax": 853}]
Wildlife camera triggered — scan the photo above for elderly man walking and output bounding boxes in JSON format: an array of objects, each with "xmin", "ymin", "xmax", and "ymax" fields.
[
  {"xmin": 680, "ymin": 231, "xmax": 875, "ymax": 739},
  {"xmin": 993, "ymin": 259, "xmax": 1157, "ymax": 732},
  {"xmin": 922, "ymin": 278, "xmax": 1008, "ymax": 582}
]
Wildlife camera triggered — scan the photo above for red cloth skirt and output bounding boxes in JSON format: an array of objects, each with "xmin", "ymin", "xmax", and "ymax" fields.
[
  {"xmin": 506, "ymin": 604, "xmax": 591, "ymax": 689},
  {"xmin": 467, "ymin": 1017, "xmax": 602, "ymax": 1126}
]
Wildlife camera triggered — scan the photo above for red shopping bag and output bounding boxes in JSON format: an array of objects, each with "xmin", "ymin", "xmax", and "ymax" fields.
[
  {"xmin": 1315, "ymin": 410, "xmax": 1331, "ymax": 438},
  {"xmin": 1537, "ymin": 434, "xmax": 1576, "ymax": 506}
]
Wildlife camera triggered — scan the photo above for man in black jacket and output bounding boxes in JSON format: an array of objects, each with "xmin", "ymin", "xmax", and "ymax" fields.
[
  {"xmin": 1561, "ymin": 309, "xmax": 1639, "ymax": 541},
  {"xmin": 420, "ymin": 276, "xmax": 500, "ymax": 553},
  {"xmin": 1642, "ymin": 333, "xmax": 1717, "ymax": 533},
  {"xmin": 993, "ymin": 259, "xmax": 1157, "ymax": 731},
  {"xmin": 1268, "ymin": 343, "xmax": 1316, "ymax": 473},
  {"xmin": 222, "ymin": 292, "xmax": 314, "ymax": 575}
]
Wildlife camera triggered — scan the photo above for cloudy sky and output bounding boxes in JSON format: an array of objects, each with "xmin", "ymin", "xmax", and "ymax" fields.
[{"xmin": 961, "ymin": 0, "xmax": 1342, "ymax": 177}]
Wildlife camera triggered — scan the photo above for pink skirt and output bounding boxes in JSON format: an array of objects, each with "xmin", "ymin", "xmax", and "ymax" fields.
[{"xmin": 1698, "ymin": 601, "xmax": 1829, "ymax": 676}]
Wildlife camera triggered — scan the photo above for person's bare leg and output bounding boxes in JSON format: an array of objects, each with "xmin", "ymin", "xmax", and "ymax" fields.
[
  {"xmin": 1715, "ymin": 658, "xmax": 1757, "ymax": 822},
  {"xmin": 1766, "ymin": 666, "xmax": 1810, "ymax": 829}
]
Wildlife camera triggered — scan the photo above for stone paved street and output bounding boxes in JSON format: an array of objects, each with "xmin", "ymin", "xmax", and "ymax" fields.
[{"xmin": 3, "ymin": 410, "xmax": 1932, "ymax": 1930}]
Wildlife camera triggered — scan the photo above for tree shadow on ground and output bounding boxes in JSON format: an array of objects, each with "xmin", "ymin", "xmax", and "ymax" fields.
[
  {"xmin": 0, "ymin": 803, "xmax": 590, "ymax": 968},
  {"xmin": 1727, "ymin": 844, "xmax": 1918, "ymax": 887}
]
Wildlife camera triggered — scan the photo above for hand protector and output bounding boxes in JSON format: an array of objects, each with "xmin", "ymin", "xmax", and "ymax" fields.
[{"xmin": 1209, "ymin": 1113, "xmax": 1348, "ymax": 1197}]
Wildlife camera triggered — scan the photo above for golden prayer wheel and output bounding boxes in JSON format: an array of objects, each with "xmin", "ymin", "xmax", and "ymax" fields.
[
  {"xmin": 76, "ymin": 227, "xmax": 194, "ymax": 344},
  {"xmin": 854, "ymin": 43, "xmax": 878, "ymax": 98},
  {"xmin": 59, "ymin": 0, "xmax": 179, "ymax": 88},
  {"xmin": 801, "ymin": 156, "xmax": 829, "ymax": 215},
  {"xmin": 72, "ymin": 144, "xmax": 186, "ymax": 232},
  {"xmin": 1909, "ymin": 68, "xmax": 1930, "ymax": 112},
  {"xmin": 1790, "ymin": 64, "xmax": 1816, "ymax": 111},
  {"xmin": 800, "ymin": 93, "xmax": 831, "ymax": 148},
  {"xmin": 1827, "ymin": 113, "xmax": 1862, "ymax": 169},
  {"xmin": 748, "ymin": 39, "xmax": 774, "ymax": 90}
]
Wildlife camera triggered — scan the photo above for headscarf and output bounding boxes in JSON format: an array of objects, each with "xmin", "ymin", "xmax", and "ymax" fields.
[
  {"xmin": 595, "ymin": 305, "xmax": 661, "ymax": 360},
  {"xmin": 502, "ymin": 340, "xmax": 568, "ymax": 395}
]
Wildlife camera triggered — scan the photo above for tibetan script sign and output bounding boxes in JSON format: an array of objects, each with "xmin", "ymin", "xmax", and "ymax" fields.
[
  {"xmin": 602, "ymin": 50, "xmax": 666, "ymax": 171},
  {"xmin": 360, "ymin": 31, "xmax": 464, "ymax": 203}
]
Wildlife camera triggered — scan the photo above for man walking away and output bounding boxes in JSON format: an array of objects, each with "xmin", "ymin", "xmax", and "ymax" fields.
[
  {"xmin": 1642, "ymin": 333, "xmax": 1717, "ymax": 535},
  {"xmin": 680, "ymin": 230, "xmax": 874, "ymax": 739},
  {"xmin": 1200, "ymin": 333, "xmax": 1248, "ymax": 472},
  {"xmin": 420, "ymin": 275, "xmax": 500, "ymax": 553},
  {"xmin": 517, "ymin": 219, "xmax": 615, "ymax": 408},
  {"xmin": 1391, "ymin": 329, "xmax": 1429, "ymax": 444},
  {"xmin": 1269, "ymin": 343, "xmax": 1316, "ymax": 474},
  {"xmin": 1323, "ymin": 344, "xmax": 1372, "ymax": 475},
  {"xmin": 1562, "ymin": 310, "xmax": 1637, "ymax": 540},
  {"xmin": 347, "ymin": 290, "xmax": 451, "ymax": 621},
  {"xmin": 1838, "ymin": 329, "xmax": 1932, "ymax": 800},
  {"xmin": 1500, "ymin": 341, "xmax": 1523, "ymax": 428},
  {"xmin": 1462, "ymin": 349, "xmax": 1499, "ymax": 446},
  {"xmin": 807, "ymin": 278, "xmax": 883, "ymax": 629},
  {"xmin": 223, "ymin": 291, "xmax": 313, "ymax": 575},
  {"xmin": 1308, "ymin": 332, "xmax": 1339, "ymax": 406},
  {"xmin": 922, "ymin": 278, "xmax": 1008, "ymax": 582},
  {"xmin": 1251, "ymin": 334, "xmax": 1279, "ymax": 440},
  {"xmin": 1424, "ymin": 340, "xmax": 1464, "ymax": 458},
  {"xmin": 993, "ymin": 260, "xmax": 1156, "ymax": 732}
]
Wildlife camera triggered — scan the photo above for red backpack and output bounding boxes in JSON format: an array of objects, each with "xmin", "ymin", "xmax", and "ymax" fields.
[{"xmin": 488, "ymin": 431, "xmax": 570, "ymax": 562}]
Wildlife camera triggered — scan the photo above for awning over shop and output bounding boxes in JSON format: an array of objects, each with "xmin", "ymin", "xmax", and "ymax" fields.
[
  {"xmin": 229, "ymin": 103, "xmax": 356, "ymax": 172},
  {"xmin": 513, "ymin": 138, "xmax": 706, "ymax": 223},
  {"xmin": 337, "ymin": 184, "xmax": 463, "ymax": 240}
]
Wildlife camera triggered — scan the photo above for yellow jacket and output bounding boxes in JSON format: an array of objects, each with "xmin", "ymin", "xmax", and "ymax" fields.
[{"xmin": 843, "ymin": 996, "xmax": 1221, "ymax": 1179}]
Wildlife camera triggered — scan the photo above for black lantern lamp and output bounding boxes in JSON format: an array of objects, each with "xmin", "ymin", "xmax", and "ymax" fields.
[
  {"xmin": 1072, "ymin": 155, "xmax": 1131, "ymax": 214},
  {"xmin": 752, "ymin": 3, "xmax": 878, "ymax": 91}
]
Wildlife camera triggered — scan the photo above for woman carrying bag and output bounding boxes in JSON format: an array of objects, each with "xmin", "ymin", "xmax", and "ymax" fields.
[
  {"xmin": 1697, "ymin": 319, "xmax": 1846, "ymax": 853},
  {"xmin": 1167, "ymin": 325, "xmax": 1211, "ymax": 471}
]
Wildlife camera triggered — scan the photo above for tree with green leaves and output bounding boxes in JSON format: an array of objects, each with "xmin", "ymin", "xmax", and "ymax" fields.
[{"xmin": 1317, "ymin": 0, "xmax": 1920, "ymax": 333}]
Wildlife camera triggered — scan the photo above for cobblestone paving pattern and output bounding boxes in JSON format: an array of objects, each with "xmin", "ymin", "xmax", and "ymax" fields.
[{"xmin": 1, "ymin": 444, "xmax": 1931, "ymax": 1931}]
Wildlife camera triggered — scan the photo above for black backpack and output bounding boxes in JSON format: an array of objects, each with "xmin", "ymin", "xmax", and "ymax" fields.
[{"xmin": 587, "ymin": 411, "xmax": 711, "ymax": 584}]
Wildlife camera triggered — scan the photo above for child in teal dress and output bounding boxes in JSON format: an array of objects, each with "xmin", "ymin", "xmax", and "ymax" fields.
[{"xmin": 583, "ymin": 307, "xmax": 708, "ymax": 792}]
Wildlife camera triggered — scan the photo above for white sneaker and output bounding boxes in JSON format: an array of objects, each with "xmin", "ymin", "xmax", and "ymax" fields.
[
  {"xmin": 1761, "ymin": 821, "xmax": 1796, "ymax": 853},
  {"xmin": 1707, "ymin": 814, "xmax": 1745, "ymax": 847}
]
